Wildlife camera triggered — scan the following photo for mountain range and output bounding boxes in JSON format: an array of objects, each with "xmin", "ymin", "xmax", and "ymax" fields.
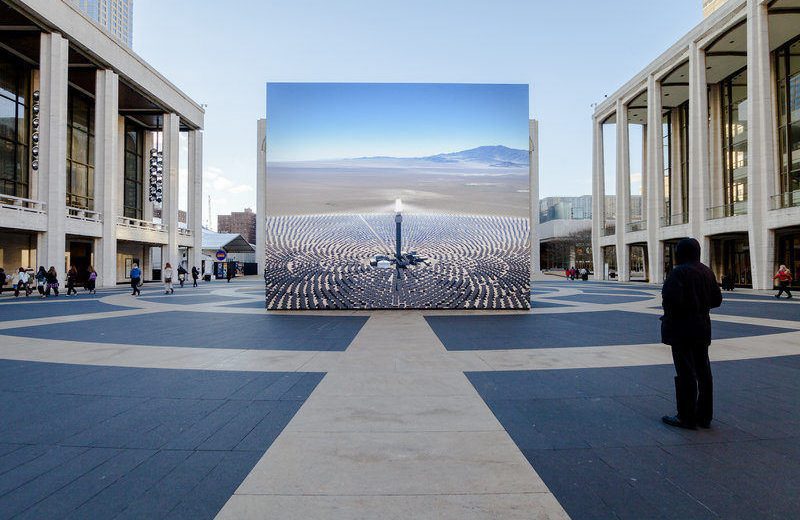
[{"xmin": 354, "ymin": 145, "xmax": 529, "ymax": 168}]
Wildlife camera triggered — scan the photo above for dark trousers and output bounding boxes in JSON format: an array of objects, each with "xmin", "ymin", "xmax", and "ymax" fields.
[
  {"xmin": 192, "ymin": 277, "xmax": 198, "ymax": 287},
  {"xmin": 776, "ymin": 282, "xmax": 792, "ymax": 298},
  {"xmin": 131, "ymin": 277, "xmax": 141, "ymax": 295},
  {"xmin": 671, "ymin": 344, "xmax": 713, "ymax": 426},
  {"xmin": 66, "ymin": 281, "xmax": 76, "ymax": 295}
]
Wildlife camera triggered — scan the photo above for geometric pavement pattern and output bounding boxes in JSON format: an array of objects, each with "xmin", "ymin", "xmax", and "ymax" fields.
[{"xmin": 0, "ymin": 277, "xmax": 798, "ymax": 518}]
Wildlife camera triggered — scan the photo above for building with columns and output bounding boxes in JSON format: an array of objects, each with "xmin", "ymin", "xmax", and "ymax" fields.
[
  {"xmin": 0, "ymin": 0, "xmax": 203, "ymax": 288},
  {"xmin": 592, "ymin": 0, "xmax": 800, "ymax": 290}
]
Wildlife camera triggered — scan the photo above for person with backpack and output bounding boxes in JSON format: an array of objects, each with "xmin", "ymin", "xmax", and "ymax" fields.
[
  {"xmin": 65, "ymin": 265, "xmax": 78, "ymax": 296},
  {"xmin": 191, "ymin": 265, "xmax": 199, "ymax": 287},
  {"xmin": 660, "ymin": 238, "xmax": 722, "ymax": 430},
  {"xmin": 45, "ymin": 266, "xmax": 59, "ymax": 297},
  {"xmin": 35, "ymin": 266, "xmax": 46, "ymax": 297},
  {"xmin": 13, "ymin": 267, "xmax": 31, "ymax": 297},
  {"xmin": 87, "ymin": 266, "xmax": 97, "ymax": 294},
  {"xmin": 773, "ymin": 265, "xmax": 793, "ymax": 299},
  {"xmin": 130, "ymin": 263, "xmax": 142, "ymax": 296},
  {"xmin": 177, "ymin": 264, "xmax": 187, "ymax": 288},
  {"xmin": 163, "ymin": 262, "xmax": 174, "ymax": 294}
]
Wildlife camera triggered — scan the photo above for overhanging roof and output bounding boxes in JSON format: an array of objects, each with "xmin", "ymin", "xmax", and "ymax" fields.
[{"xmin": 202, "ymin": 229, "xmax": 254, "ymax": 253}]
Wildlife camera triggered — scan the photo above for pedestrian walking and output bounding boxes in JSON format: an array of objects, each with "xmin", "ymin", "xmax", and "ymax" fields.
[
  {"xmin": 130, "ymin": 263, "xmax": 142, "ymax": 296},
  {"xmin": 163, "ymin": 262, "xmax": 174, "ymax": 294},
  {"xmin": 660, "ymin": 238, "xmax": 722, "ymax": 430},
  {"xmin": 177, "ymin": 264, "xmax": 187, "ymax": 288},
  {"xmin": 191, "ymin": 266, "xmax": 199, "ymax": 287},
  {"xmin": 45, "ymin": 266, "xmax": 59, "ymax": 297},
  {"xmin": 13, "ymin": 268, "xmax": 31, "ymax": 297},
  {"xmin": 35, "ymin": 266, "xmax": 46, "ymax": 297},
  {"xmin": 226, "ymin": 264, "xmax": 233, "ymax": 283},
  {"xmin": 773, "ymin": 265, "xmax": 793, "ymax": 299},
  {"xmin": 87, "ymin": 266, "xmax": 97, "ymax": 294},
  {"xmin": 0, "ymin": 267, "xmax": 6, "ymax": 295},
  {"xmin": 66, "ymin": 265, "xmax": 78, "ymax": 296}
]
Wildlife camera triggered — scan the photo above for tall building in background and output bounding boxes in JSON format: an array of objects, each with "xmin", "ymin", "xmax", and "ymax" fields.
[
  {"xmin": 703, "ymin": 0, "xmax": 728, "ymax": 17},
  {"xmin": 539, "ymin": 195, "xmax": 593, "ymax": 223},
  {"xmin": 218, "ymin": 208, "xmax": 257, "ymax": 244},
  {"xmin": 71, "ymin": 0, "xmax": 133, "ymax": 47}
]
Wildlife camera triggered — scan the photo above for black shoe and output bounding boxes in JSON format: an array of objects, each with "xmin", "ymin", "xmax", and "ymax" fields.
[{"xmin": 662, "ymin": 415, "xmax": 697, "ymax": 430}]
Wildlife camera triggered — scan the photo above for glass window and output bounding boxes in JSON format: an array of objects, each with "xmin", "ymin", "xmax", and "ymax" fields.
[
  {"xmin": 123, "ymin": 122, "xmax": 144, "ymax": 219},
  {"xmin": 66, "ymin": 88, "xmax": 95, "ymax": 209},
  {"xmin": 678, "ymin": 102, "xmax": 689, "ymax": 216},
  {"xmin": 777, "ymin": 38, "xmax": 800, "ymax": 194},
  {"xmin": 0, "ymin": 49, "xmax": 30, "ymax": 198},
  {"xmin": 662, "ymin": 112, "xmax": 671, "ymax": 221},
  {"xmin": 721, "ymin": 68, "xmax": 748, "ymax": 216}
]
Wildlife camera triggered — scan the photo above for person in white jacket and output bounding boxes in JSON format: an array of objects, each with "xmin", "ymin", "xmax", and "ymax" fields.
[
  {"xmin": 163, "ymin": 262, "xmax": 174, "ymax": 294},
  {"xmin": 14, "ymin": 268, "xmax": 31, "ymax": 297}
]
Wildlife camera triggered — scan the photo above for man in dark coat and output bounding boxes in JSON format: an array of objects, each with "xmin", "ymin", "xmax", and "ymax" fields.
[{"xmin": 660, "ymin": 238, "xmax": 722, "ymax": 430}]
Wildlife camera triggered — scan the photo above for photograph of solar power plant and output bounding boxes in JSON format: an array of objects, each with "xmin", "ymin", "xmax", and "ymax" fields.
[{"xmin": 265, "ymin": 83, "xmax": 531, "ymax": 309}]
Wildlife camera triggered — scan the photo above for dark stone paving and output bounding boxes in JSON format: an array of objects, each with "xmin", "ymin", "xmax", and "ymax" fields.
[
  {"xmin": 0, "ymin": 360, "xmax": 323, "ymax": 520},
  {"xmin": 713, "ymin": 300, "xmax": 800, "ymax": 321},
  {"xmin": 530, "ymin": 300, "xmax": 571, "ymax": 309},
  {"xmin": 467, "ymin": 355, "xmax": 800, "ymax": 519},
  {"xmin": 426, "ymin": 311, "xmax": 793, "ymax": 351},
  {"xmin": 226, "ymin": 300, "xmax": 268, "ymax": 309},
  {"xmin": 0, "ymin": 299, "xmax": 135, "ymax": 322},
  {"xmin": 1, "ymin": 312, "xmax": 368, "ymax": 351}
]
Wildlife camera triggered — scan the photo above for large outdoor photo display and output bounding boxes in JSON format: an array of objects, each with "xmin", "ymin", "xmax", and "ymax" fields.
[{"xmin": 265, "ymin": 83, "xmax": 531, "ymax": 310}]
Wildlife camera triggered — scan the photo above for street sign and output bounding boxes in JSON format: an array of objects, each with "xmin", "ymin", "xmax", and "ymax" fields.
[{"xmin": 215, "ymin": 249, "xmax": 227, "ymax": 261}]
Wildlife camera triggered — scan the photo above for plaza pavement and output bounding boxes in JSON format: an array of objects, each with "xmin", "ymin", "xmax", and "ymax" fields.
[{"xmin": 0, "ymin": 276, "xmax": 798, "ymax": 518}]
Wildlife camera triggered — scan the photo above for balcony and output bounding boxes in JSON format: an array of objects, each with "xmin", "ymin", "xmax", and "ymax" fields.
[
  {"xmin": 603, "ymin": 223, "xmax": 616, "ymax": 236},
  {"xmin": 660, "ymin": 212, "xmax": 688, "ymax": 227},
  {"xmin": 67, "ymin": 206, "xmax": 102, "ymax": 222},
  {"xmin": 625, "ymin": 220, "xmax": 647, "ymax": 233},
  {"xmin": 0, "ymin": 194, "xmax": 47, "ymax": 215},
  {"xmin": 117, "ymin": 216, "xmax": 165, "ymax": 232},
  {"xmin": 178, "ymin": 228, "xmax": 193, "ymax": 237},
  {"xmin": 706, "ymin": 202, "xmax": 747, "ymax": 220},
  {"xmin": 770, "ymin": 191, "xmax": 800, "ymax": 210}
]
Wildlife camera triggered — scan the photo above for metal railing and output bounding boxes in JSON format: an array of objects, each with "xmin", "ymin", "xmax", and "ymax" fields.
[
  {"xmin": 603, "ymin": 223, "xmax": 616, "ymax": 236},
  {"xmin": 0, "ymin": 194, "xmax": 47, "ymax": 214},
  {"xmin": 67, "ymin": 206, "xmax": 102, "ymax": 222},
  {"xmin": 706, "ymin": 202, "xmax": 746, "ymax": 220},
  {"xmin": 625, "ymin": 220, "xmax": 647, "ymax": 232},
  {"xmin": 770, "ymin": 190, "xmax": 800, "ymax": 210},
  {"xmin": 660, "ymin": 212, "xmax": 688, "ymax": 227},
  {"xmin": 116, "ymin": 216, "xmax": 165, "ymax": 232},
  {"xmin": 178, "ymin": 228, "xmax": 193, "ymax": 237}
]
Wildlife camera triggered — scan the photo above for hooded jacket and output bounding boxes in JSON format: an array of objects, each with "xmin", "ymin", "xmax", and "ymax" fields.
[{"xmin": 661, "ymin": 238, "xmax": 722, "ymax": 347}]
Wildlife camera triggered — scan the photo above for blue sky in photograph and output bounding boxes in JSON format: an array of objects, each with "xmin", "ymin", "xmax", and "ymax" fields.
[
  {"xmin": 266, "ymin": 83, "xmax": 529, "ymax": 161},
  {"xmin": 133, "ymin": 0, "xmax": 702, "ymax": 226}
]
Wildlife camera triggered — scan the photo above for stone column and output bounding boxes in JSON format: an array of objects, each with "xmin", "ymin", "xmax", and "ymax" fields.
[
  {"xmin": 38, "ymin": 32, "xmax": 69, "ymax": 277},
  {"xmin": 688, "ymin": 41, "xmax": 710, "ymax": 255},
  {"xmin": 746, "ymin": 0, "xmax": 776, "ymax": 290},
  {"xmin": 161, "ymin": 113, "xmax": 180, "ymax": 267},
  {"xmin": 591, "ymin": 117, "xmax": 605, "ymax": 280},
  {"xmin": 708, "ymin": 84, "xmax": 724, "ymax": 210},
  {"xmin": 615, "ymin": 100, "xmax": 631, "ymax": 282},
  {"xmin": 93, "ymin": 70, "xmax": 119, "ymax": 288},
  {"xmin": 646, "ymin": 74, "xmax": 665, "ymax": 284},
  {"xmin": 529, "ymin": 119, "xmax": 541, "ymax": 277},
  {"xmin": 256, "ymin": 119, "xmax": 267, "ymax": 275},
  {"xmin": 188, "ymin": 129, "xmax": 203, "ymax": 270}
]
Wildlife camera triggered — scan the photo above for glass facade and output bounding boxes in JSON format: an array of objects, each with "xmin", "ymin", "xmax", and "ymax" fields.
[
  {"xmin": 123, "ymin": 122, "xmax": 143, "ymax": 219},
  {"xmin": 721, "ymin": 68, "xmax": 748, "ymax": 216},
  {"xmin": 776, "ymin": 229, "xmax": 800, "ymax": 288},
  {"xmin": 0, "ymin": 49, "xmax": 30, "ymax": 198},
  {"xmin": 66, "ymin": 88, "xmax": 95, "ymax": 209},
  {"xmin": 777, "ymin": 37, "xmax": 800, "ymax": 198},
  {"xmin": 662, "ymin": 113, "xmax": 672, "ymax": 224},
  {"xmin": 711, "ymin": 235, "xmax": 752, "ymax": 287},
  {"xmin": 678, "ymin": 102, "xmax": 690, "ymax": 217}
]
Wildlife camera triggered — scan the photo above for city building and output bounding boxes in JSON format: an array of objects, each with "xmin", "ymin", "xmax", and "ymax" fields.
[
  {"xmin": 538, "ymin": 218, "xmax": 593, "ymax": 272},
  {"xmin": 591, "ymin": 0, "xmax": 800, "ymax": 289},
  {"xmin": 71, "ymin": 0, "xmax": 133, "ymax": 48},
  {"xmin": 539, "ymin": 195, "xmax": 592, "ymax": 223},
  {"xmin": 218, "ymin": 207, "xmax": 256, "ymax": 244},
  {"xmin": 0, "ymin": 0, "xmax": 204, "ymax": 287}
]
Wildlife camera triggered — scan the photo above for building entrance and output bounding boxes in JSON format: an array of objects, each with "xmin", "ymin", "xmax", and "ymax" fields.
[
  {"xmin": 710, "ymin": 234, "xmax": 751, "ymax": 287},
  {"xmin": 775, "ymin": 228, "xmax": 800, "ymax": 288},
  {"xmin": 629, "ymin": 243, "xmax": 648, "ymax": 282},
  {"xmin": 68, "ymin": 241, "xmax": 93, "ymax": 284}
]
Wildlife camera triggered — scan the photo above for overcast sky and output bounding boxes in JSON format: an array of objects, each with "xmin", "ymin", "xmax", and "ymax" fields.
[{"xmin": 133, "ymin": 0, "xmax": 702, "ymax": 226}]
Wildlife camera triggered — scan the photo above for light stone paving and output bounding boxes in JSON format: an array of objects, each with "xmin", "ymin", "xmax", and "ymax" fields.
[{"xmin": 1, "ymin": 277, "xmax": 798, "ymax": 518}]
